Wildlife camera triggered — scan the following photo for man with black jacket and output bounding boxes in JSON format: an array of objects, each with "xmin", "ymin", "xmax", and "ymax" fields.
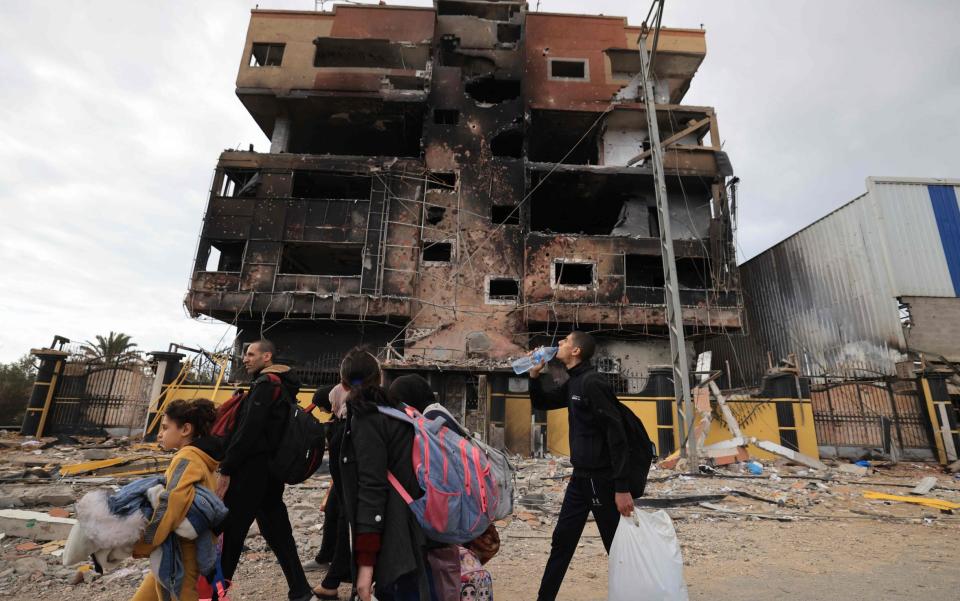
[
  {"xmin": 215, "ymin": 339, "xmax": 313, "ymax": 601},
  {"xmin": 528, "ymin": 331, "xmax": 640, "ymax": 601}
]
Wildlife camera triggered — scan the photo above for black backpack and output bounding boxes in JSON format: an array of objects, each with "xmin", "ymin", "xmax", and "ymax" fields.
[
  {"xmin": 263, "ymin": 373, "xmax": 327, "ymax": 484},
  {"xmin": 584, "ymin": 372, "xmax": 656, "ymax": 496},
  {"xmin": 614, "ymin": 399, "xmax": 656, "ymax": 496}
]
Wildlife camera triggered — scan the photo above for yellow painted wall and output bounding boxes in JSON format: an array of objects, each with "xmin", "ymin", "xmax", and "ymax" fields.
[
  {"xmin": 504, "ymin": 395, "xmax": 532, "ymax": 456},
  {"xmin": 545, "ymin": 396, "xmax": 820, "ymax": 460}
]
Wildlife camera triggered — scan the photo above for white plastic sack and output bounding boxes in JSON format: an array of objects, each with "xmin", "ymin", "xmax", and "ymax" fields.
[{"xmin": 608, "ymin": 510, "xmax": 688, "ymax": 601}]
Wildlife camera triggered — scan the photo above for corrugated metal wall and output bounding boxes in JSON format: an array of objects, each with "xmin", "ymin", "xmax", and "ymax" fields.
[{"xmin": 703, "ymin": 177, "xmax": 960, "ymax": 386}]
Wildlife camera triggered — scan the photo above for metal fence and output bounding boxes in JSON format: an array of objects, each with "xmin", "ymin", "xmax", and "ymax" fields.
[
  {"xmin": 809, "ymin": 376, "xmax": 934, "ymax": 455},
  {"xmin": 46, "ymin": 352, "xmax": 154, "ymax": 436}
]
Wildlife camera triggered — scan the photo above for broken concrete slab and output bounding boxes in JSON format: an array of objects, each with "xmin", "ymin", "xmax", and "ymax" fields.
[
  {"xmin": 0, "ymin": 509, "xmax": 76, "ymax": 541},
  {"xmin": 838, "ymin": 464, "xmax": 870, "ymax": 476},
  {"xmin": 0, "ymin": 486, "xmax": 75, "ymax": 509},
  {"xmin": 910, "ymin": 477, "xmax": 938, "ymax": 495},
  {"xmin": 753, "ymin": 439, "xmax": 828, "ymax": 471}
]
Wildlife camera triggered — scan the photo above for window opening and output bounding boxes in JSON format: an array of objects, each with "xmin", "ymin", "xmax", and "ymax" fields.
[
  {"xmin": 487, "ymin": 278, "xmax": 520, "ymax": 302},
  {"xmin": 465, "ymin": 77, "xmax": 521, "ymax": 104},
  {"xmin": 427, "ymin": 172, "xmax": 458, "ymax": 191},
  {"xmin": 549, "ymin": 59, "xmax": 588, "ymax": 80},
  {"xmin": 220, "ymin": 169, "xmax": 260, "ymax": 197},
  {"xmin": 554, "ymin": 261, "xmax": 594, "ymax": 286},
  {"xmin": 205, "ymin": 241, "xmax": 245, "ymax": 272},
  {"xmin": 292, "ymin": 171, "xmax": 371, "ymax": 200},
  {"xmin": 434, "ymin": 109, "xmax": 460, "ymax": 125},
  {"xmin": 280, "ymin": 243, "xmax": 363, "ymax": 276},
  {"xmin": 676, "ymin": 257, "xmax": 712, "ymax": 289},
  {"xmin": 491, "ymin": 205, "xmax": 520, "ymax": 226},
  {"xmin": 625, "ymin": 255, "xmax": 664, "ymax": 287},
  {"xmin": 422, "ymin": 241, "xmax": 453, "ymax": 262},
  {"xmin": 250, "ymin": 43, "xmax": 285, "ymax": 67},
  {"xmin": 648, "ymin": 207, "xmax": 661, "ymax": 238},
  {"xmin": 490, "ymin": 129, "xmax": 523, "ymax": 158},
  {"xmin": 426, "ymin": 206, "xmax": 446, "ymax": 225},
  {"xmin": 497, "ymin": 24, "xmax": 521, "ymax": 44}
]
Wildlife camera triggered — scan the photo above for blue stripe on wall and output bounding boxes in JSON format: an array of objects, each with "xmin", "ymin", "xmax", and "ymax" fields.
[{"xmin": 928, "ymin": 185, "xmax": 960, "ymax": 296}]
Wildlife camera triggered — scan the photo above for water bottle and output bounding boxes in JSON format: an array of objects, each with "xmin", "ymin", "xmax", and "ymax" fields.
[{"xmin": 511, "ymin": 346, "xmax": 558, "ymax": 375}]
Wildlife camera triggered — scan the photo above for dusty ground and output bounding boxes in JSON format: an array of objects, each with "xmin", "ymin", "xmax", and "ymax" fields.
[{"xmin": 2, "ymin": 434, "xmax": 959, "ymax": 600}]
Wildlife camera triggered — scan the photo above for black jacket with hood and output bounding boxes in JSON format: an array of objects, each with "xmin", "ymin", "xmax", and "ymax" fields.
[
  {"xmin": 338, "ymin": 395, "xmax": 430, "ymax": 597},
  {"xmin": 531, "ymin": 362, "xmax": 643, "ymax": 495},
  {"xmin": 220, "ymin": 364, "xmax": 299, "ymax": 476}
]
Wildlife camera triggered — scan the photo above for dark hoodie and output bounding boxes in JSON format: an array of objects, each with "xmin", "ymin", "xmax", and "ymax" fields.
[
  {"xmin": 220, "ymin": 364, "xmax": 299, "ymax": 476},
  {"xmin": 388, "ymin": 374, "xmax": 435, "ymax": 413}
]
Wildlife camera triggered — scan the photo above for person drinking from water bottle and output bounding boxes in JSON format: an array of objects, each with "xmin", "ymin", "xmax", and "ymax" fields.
[{"xmin": 527, "ymin": 331, "xmax": 645, "ymax": 601}]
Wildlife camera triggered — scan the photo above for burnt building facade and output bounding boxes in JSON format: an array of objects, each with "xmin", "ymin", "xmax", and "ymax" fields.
[{"xmin": 184, "ymin": 2, "xmax": 740, "ymax": 453}]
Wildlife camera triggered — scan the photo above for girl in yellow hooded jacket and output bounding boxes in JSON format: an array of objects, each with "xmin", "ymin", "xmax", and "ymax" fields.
[{"xmin": 131, "ymin": 399, "xmax": 221, "ymax": 601}]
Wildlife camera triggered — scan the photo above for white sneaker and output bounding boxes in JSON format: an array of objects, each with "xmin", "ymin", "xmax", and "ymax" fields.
[{"xmin": 302, "ymin": 559, "xmax": 330, "ymax": 572}]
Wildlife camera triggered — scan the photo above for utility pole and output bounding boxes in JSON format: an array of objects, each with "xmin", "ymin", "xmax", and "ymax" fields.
[{"xmin": 637, "ymin": 2, "xmax": 697, "ymax": 465}]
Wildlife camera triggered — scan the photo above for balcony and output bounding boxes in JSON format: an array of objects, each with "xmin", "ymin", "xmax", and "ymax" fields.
[{"xmin": 236, "ymin": 6, "xmax": 435, "ymax": 151}]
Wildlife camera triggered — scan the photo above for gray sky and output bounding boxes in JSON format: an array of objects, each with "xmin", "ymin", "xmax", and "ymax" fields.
[{"xmin": 1, "ymin": 0, "xmax": 958, "ymax": 362}]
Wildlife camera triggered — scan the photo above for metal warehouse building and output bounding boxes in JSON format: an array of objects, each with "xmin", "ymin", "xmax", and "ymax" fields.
[{"xmin": 707, "ymin": 176, "xmax": 960, "ymax": 387}]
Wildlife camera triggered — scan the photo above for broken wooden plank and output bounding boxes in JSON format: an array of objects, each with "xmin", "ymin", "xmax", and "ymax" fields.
[
  {"xmin": 910, "ymin": 476, "xmax": 938, "ymax": 495},
  {"xmin": 753, "ymin": 439, "xmax": 828, "ymax": 471},
  {"xmin": 627, "ymin": 117, "xmax": 712, "ymax": 165},
  {"xmin": 0, "ymin": 509, "xmax": 76, "ymax": 541}
]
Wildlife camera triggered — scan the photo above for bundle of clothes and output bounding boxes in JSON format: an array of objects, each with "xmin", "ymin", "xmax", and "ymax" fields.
[{"xmin": 63, "ymin": 476, "xmax": 228, "ymax": 597}]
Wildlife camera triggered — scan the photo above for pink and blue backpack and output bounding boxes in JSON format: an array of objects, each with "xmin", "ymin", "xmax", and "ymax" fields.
[{"xmin": 378, "ymin": 405, "xmax": 500, "ymax": 545}]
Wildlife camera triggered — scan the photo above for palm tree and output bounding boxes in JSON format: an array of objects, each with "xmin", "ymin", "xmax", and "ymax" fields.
[{"xmin": 81, "ymin": 331, "xmax": 140, "ymax": 364}]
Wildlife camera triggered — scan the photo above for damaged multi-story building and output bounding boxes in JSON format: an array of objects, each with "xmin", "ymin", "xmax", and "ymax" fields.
[{"xmin": 184, "ymin": 1, "xmax": 740, "ymax": 455}]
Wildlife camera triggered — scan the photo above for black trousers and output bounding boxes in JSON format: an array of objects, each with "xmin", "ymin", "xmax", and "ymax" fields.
[
  {"xmin": 314, "ymin": 483, "xmax": 340, "ymax": 563},
  {"xmin": 537, "ymin": 476, "xmax": 621, "ymax": 601},
  {"xmin": 221, "ymin": 461, "xmax": 312, "ymax": 600}
]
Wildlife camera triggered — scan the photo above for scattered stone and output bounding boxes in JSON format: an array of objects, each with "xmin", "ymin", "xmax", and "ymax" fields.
[
  {"xmin": 13, "ymin": 557, "xmax": 47, "ymax": 576},
  {"xmin": 81, "ymin": 449, "xmax": 112, "ymax": 461}
]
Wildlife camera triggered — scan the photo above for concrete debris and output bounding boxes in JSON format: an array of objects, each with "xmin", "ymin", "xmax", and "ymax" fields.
[
  {"xmin": 838, "ymin": 464, "xmax": 870, "ymax": 477},
  {"xmin": 0, "ymin": 510, "xmax": 76, "ymax": 541},
  {"xmin": 910, "ymin": 476, "xmax": 939, "ymax": 495},
  {"xmin": 1, "ymin": 429, "xmax": 960, "ymax": 598}
]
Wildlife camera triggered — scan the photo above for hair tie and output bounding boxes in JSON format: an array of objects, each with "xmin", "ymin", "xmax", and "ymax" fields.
[{"xmin": 350, "ymin": 378, "xmax": 363, "ymax": 386}]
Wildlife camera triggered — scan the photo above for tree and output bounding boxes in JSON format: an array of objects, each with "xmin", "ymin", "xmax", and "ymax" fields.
[
  {"xmin": 81, "ymin": 331, "xmax": 140, "ymax": 364},
  {"xmin": 0, "ymin": 354, "xmax": 37, "ymax": 426}
]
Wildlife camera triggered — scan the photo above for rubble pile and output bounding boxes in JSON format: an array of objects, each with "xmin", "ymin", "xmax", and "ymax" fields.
[{"xmin": 1, "ymin": 428, "xmax": 959, "ymax": 599}]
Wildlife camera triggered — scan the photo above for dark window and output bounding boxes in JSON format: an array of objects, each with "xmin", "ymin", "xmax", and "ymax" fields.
[
  {"xmin": 220, "ymin": 169, "xmax": 260, "ymax": 197},
  {"xmin": 250, "ymin": 43, "xmax": 285, "ymax": 67},
  {"xmin": 625, "ymin": 255, "xmax": 665, "ymax": 287},
  {"xmin": 488, "ymin": 278, "xmax": 520, "ymax": 301},
  {"xmin": 465, "ymin": 77, "xmax": 521, "ymax": 103},
  {"xmin": 205, "ymin": 241, "xmax": 245, "ymax": 272},
  {"xmin": 426, "ymin": 206, "xmax": 446, "ymax": 225},
  {"xmin": 676, "ymin": 257, "xmax": 712, "ymax": 289},
  {"xmin": 422, "ymin": 241, "xmax": 452, "ymax": 262},
  {"xmin": 490, "ymin": 129, "xmax": 523, "ymax": 158},
  {"xmin": 549, "ymin": 59, "xmax": 588, "ymax": 80},
  {"xmin": 434, "ymin": 109, "xmax": 460, "ymax": 125},
  {"xmin": 555, "ymin": 262, "xmax": 594, "ymax": 286},
  {"xmin": 280, "ymin": 243, "xmax": 363, "ymax": 276},
  {"xmin": 497, "ymin": 23, "xmax": 522, "ymax": 44},
  {"xmin": 427, "ymin": 172, "xmax": 458, "ymax": 191},
  {"xmin": 491, "ymin": 205, "xmax": 520, "ymax": 226},
  {"xmin": 292, "ymin": 172, "xmax": 371, "ymax": 199},
  {"xmin": 648, "ymin": 207, "xmax": 661, "ymax": 238}
]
